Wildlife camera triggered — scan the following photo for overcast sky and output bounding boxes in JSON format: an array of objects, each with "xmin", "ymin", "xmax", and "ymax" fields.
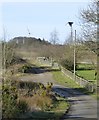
[{"xmin": 1, "ymin": 0, "xmax": 92, "ymax": 44}]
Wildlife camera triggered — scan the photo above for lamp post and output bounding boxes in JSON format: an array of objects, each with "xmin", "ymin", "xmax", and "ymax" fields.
[
  {"xmin": 68, "ymin": 22, "xmax": 76, "ymax": 80},
  {"xmin": 68, "ymin": 22, "xmax": 73, "ymax": 44}
]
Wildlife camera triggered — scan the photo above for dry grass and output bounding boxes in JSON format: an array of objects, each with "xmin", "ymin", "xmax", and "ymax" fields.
[{"xmin": 19, "ymin": 94, "xmax": 53, "ymax": 111}]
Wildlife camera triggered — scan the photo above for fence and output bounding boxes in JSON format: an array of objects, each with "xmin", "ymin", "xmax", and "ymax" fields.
[{"xmin": 61, "ymin": 66, "xmax": 96, "ymax": 92}]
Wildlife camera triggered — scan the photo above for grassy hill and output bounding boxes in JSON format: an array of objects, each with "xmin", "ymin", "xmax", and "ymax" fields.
[
  {"xmin": 9, "ymin": 37, "xmax": 50, "ymax": 48},
  {"xmin": 4, "ymin": 37, "xmax": 97, "ymax": 71}
]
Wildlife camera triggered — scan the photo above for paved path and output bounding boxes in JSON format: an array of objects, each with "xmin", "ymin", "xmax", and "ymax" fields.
[
  {"xmin": 53, "ymin": 85, "xmax": 97, "ymax": 119},
  {"xmin": 19, "ymin": 71, "xmax": 57, "ymax": 85},
  {"xmin": 18, "ymin": 66, "xmax": 97, "ymax": 120}
]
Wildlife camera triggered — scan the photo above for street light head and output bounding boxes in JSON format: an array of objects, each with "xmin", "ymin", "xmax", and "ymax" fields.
[{"xmin": 68, "ymin": 22, "xmax": 73, "ymax": 27}]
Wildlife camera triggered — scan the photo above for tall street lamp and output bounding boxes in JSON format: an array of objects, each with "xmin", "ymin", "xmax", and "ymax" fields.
[
  {"xmin": 68, "ymin": 22, "xmax": 76, "ymax": 80},
  {"xmin": 68, "ymin": 22, "xmax": 73, "ymax": 44}
]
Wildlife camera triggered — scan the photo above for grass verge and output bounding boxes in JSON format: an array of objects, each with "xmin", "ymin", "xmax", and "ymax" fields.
[
  {"xmin": 52, "ymin": 71, "xmax": 97, "ymax": 98},
  {"xmin": 76, "ymin": 70, "xmax": 95, "ymax": 81},
  {"xmin": 20, "ymin": 96, "xmax": 69, "ymax": 120},
  {"xmin": 52, "ymin": 71, "xmax": 80, "ymax": 88}
]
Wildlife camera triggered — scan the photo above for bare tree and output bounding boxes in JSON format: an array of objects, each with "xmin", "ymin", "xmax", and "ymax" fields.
[
  {"xmin": 49, "ymin": 29, "xmax": 59, "ymax": 45},
  {"xmin": 80, "ymin": 0, "xmax": 98, "ymax": 41},
  {"xmin": 64, "ymin": 35, "xmax": 72, "ymax": 45}
]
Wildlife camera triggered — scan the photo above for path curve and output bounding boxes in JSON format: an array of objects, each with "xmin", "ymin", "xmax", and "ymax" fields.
[{"xmin": 18, "ymin": 67, "xmax": 97, "ymax": 120}]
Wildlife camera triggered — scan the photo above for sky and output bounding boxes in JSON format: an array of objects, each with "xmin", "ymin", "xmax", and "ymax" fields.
[{"xmin": 1, "ymin": 0, "xmax": 92, "ymax": 44}]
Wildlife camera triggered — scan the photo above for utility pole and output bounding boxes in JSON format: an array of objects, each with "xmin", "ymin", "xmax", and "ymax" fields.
[
  {"xmin": 74, "ymin": 30, "xmax": 76, "ymax": 80},
  {"xmin": 68, "ymin": 22, "xmax": 76, "ymax": 80},
  {"xmin": 97, "ymin": 1, "xmax": 99, "ymax": 119},
  {"xmin": 97, "ymin": 1, "xmax": 99, "ymax": 78}
]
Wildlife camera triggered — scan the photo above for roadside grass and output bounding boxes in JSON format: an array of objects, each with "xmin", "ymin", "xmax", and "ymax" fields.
[
  {"xmin": 76, "ymin": 63, "xmax": 96, "ymax": 82},
  {"xmin": 32, "ymin": 98, "xmax": 69, "ymax": 120},
  {"xmin": 20, "ymin": 96, "xmax": 69, "ymax": 120},
  {"xmin": 18, "ymin": 79, "xmax": 69, "ymax": 119},
  {"xmin": 52, "ymin": 71, "xmax": 97, "ymax": 97},
  {"xmin": 52, "ymin": 71, "xmax": 80, "ymax": 88},
  {"xmin": 51, "ymin": 97, "xmax": 69, "ymax": 116},
  {"xmin": 76, "ymin": 70, "xmax": 95, "ymax": 81}
]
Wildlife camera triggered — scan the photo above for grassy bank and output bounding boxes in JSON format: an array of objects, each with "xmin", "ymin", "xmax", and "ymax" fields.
[
  {"xmin": 76, "ymin": 70, "xmax": 95, "ymax": 81},
  {"xmin": 52, "ymin": 70, "xmax": 97, "ymax": 98},
  {"xmin": 52, "ymin": 71, "xmax": 80, "ymax": 88},
  {"xmin": 76, "ymin": 63, "xmax": 96, "ymax": 82}
]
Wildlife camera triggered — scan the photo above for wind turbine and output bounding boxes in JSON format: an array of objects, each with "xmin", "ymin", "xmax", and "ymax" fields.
[{"xmin": 27, "ymin": 27, "xmax": 31, "ymax": 36}]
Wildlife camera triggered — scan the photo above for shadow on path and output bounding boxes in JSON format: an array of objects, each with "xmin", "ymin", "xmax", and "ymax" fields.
[
  {"xmin": 24, "ymin": 66, "xmax": 60, "ymax": 74},
  {"xmin": 52, "ymin": 85, "xmax": 86, "ymax": 98},
  {"xmin": 60, "ymin": 116, "xmax": 97, "ymax": 120}
]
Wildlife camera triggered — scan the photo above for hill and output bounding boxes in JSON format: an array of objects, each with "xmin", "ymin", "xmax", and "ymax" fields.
[
  {"xmin": 9, "ymin": 36, "xmax": 51, "ymax": 47},
  {"xmin": 6, "ymin": 37, "xmax": 97, "ymax": 69},
  {"xmin": 8, "ymin": 37, "xmax": 66, "ymax": 60}
]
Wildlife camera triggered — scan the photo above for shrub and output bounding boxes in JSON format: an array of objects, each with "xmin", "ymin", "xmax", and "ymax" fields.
[
  {"xmin": 2, "ymin": 42, "xmax": 24, "ymax": 68},
  {"xmin": 18, "ymin": 81, "xmax": 45, "ymax": 90},
  {"xmin": 2, "ymin": 79, "xmax": 29, "ymax": 119},
  {"xmin": 60, "ymin": 59, "xmax": 78, "ymax": 71},
  {"xmin": 18, "ymin": 64, "xmax": 32, "ymax": 73},
  {"xmin": 2, "ymin": 83, "xmax": 18, "ymax": 118},
  {"xmin": 46, "ymin": 82, "xmax": 53, "ymax": 94},
  {"xmin": 17, "ymin": 100, "xmax": 28, "ymax": 113}
]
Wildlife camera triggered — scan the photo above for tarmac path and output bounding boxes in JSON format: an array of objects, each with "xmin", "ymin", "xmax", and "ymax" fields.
[{"xmin": 18, "ymin": 66, "xmax": 97, "ymax": 120}]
